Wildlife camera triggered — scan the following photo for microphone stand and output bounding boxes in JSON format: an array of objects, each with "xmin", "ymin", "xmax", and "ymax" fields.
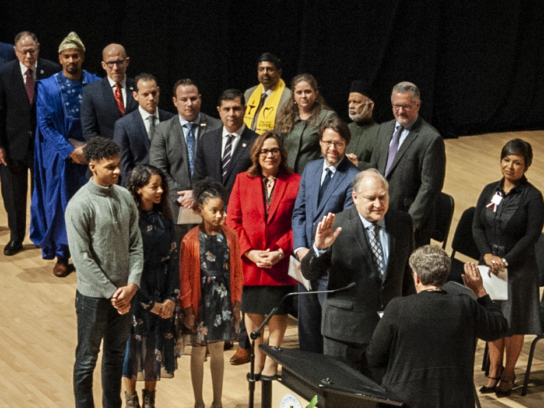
[{"xmin": 247, "ymin": 282, "xmax": 356, "ymax": 408}]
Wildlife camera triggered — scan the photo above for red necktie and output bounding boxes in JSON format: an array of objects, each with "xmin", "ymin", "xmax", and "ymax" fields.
[
  {"xmin": 25, "ymin": 69, "xmax": 34, "ymax": 104},
  {"xmin": 114, "ymin": 83, "xmax": 125, "ymax": 117}
]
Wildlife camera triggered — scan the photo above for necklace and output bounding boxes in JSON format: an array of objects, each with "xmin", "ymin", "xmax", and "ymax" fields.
[{"xmin": 266, "ymin": 176, "xmax": 275, "ymax": 189}]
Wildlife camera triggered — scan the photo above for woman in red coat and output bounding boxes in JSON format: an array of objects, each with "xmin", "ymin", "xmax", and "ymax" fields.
[{"xmin": 227, "ymin": 131, "xmax": 300, "ymax": 378}]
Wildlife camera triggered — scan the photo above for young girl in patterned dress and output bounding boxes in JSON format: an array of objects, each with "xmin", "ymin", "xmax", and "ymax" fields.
[{"xmin": 179, "ymin": 178, "xmax": 243, "ymax": 408}]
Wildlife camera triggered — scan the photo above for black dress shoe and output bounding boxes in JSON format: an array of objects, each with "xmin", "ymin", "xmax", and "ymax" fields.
[{"xmin": 4, "ymin": 240, "xmax": 23, "ymax": 256}]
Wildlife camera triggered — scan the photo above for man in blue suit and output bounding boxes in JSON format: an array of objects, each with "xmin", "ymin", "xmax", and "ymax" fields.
[
  {"xmin": 0, "ymin": 41, "xmax": 15, "ymax": 65},
  {"xmin": 114, "ymin": 73, "xmax": 173, "ymax": 185},
  {"xmin": 81, "ymin": 43, "xmax": 138, "ymax": 141},
  {"xmin": 292, "ymin": 117, "xmax": 360, "ymax": 354}
]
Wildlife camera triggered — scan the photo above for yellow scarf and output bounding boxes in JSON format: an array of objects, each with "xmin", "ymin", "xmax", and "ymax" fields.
[{"xmin": 244, "ymin": 79, "xmax": 286, "ymax": 134}]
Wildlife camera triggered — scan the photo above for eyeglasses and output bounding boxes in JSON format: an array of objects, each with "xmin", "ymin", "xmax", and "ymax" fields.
[
  {"xmin": 16, "ymin": 48, "xmax": 37, "ymax": 56},
  {"xmin": 104, "ymin": 59, "xmax": 126, "ymax": 68},
  {"xmin": 321, "ymin": 141, "xmax": 345, "ymax": 149},
  {"xmin": 392, "ymin": 104, "xmax": 415, "ymax": 111},
  {"xmin": 259, "ymin": 148, "xmax": 281, "ymax": 156}
]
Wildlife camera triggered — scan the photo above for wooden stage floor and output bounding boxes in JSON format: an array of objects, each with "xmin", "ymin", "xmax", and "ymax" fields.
[{"xmin": 1, "ymin": 131, "xmax": 544, "ymax": 407}]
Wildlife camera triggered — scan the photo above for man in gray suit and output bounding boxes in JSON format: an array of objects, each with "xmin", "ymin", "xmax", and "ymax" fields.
[
  {"xmin": 302, "ymin": 169, "xmax": 414, "ymax": 376},
  {"xmin": 345, "ymin": 80, "xmax": 380, "ymax": 171},
  {"xmin": 243, "ymin": 53, "xmax": 291, "ymax": 135},
  {"xmin": 371, "ymin": 82, "xmax": 445, "ymax": 248},
  {"xmin": 149, "ymin": 79, "xmax": 221, "ymax": 240}
]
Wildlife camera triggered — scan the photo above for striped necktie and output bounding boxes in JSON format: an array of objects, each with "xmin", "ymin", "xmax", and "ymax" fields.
[
  {"xmin": 222, "ymin": 134, "xmax": 234, "ymax": 180},
  {"xmin": 114, "ymin": 83, "xmax": 125, "ymax": 117},
  {"xmin": 367, "ymin": 223, "xmax": 386, "ymax": 280}
]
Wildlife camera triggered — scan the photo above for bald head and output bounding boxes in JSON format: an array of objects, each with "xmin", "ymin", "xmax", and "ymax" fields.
[
  {"xmin": 101, "ymin": 43, "xmax": 129, "ymax": 82},
  {"xmin": 352, "ymin": 169, "xmax": 389, "ymax": 223}
]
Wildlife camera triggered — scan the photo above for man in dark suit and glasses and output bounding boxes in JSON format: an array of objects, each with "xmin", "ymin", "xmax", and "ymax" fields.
[
  {"xmin": 366, "ymin": 246, "xmax": 508, "ymax": 408},
  {"xmin": 193, "ymin": 88, "xmax": 258, "ymax": 203},
  {"xmin": 371, "ymin": 81, "xmax": 445, "ymax": 248},
  {"xmin": 114, "ymin": 73, "xmax": 173, "ymax": 185},
  {"xmin": 81, "ymin": 43, "xmax": 137, "ymax": 141},
  {"xmin": 302, "ymin": 169, "xmax": 414, "ymax": 376},
  {"xmin": 0, "ymin": 31, "xmax": 60, "ymax": 255}
]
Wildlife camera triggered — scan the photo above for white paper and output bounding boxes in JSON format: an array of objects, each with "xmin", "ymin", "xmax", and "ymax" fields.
[
  {"xmin": 477, "ymin": 265, "xmax": 508, "ymax": 301},
  {"xmin": 287, "ymin": 255, "xmax": 312, "ymax": 291},
  {"xmin": 177, "ymin": 207, "xmax": 202, "ymax": 225}
]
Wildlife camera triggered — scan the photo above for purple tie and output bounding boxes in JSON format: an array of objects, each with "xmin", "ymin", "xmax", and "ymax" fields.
[{"xmin": 385, "ymin": 125, "xmax": 404, "ymax": 175}]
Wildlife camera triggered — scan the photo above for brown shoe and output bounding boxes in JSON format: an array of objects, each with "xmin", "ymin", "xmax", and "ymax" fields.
[
  {"xmin": 53, "ymin": 259, "xmax": 74, "ymax": 277},
  {"xmin": 230, "ymin": 347, "xmax": 250, "ymax": 365}
]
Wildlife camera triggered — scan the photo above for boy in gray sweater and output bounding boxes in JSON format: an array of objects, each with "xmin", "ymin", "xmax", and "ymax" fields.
[{"xmin": 66, "ymin": 136, "xmax": 143, "ymax": 408}]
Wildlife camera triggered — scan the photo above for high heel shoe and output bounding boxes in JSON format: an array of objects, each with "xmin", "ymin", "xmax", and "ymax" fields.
[
  {"xmin": 479, "ymin": 366, "xmax": 504, "ymax": 393},
  {"xmin": 495, "ymin": 373, "xmax": 516, "ymax": 397}
]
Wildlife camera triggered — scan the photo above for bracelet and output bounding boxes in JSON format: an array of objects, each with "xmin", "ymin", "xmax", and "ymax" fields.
[{"xmin": 277, "ymin": 249, "xmax": 284, "ymax": 260}]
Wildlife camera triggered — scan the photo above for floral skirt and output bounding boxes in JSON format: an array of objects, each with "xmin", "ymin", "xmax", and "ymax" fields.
[
  {"xmin": 122, "ymin": 305, "xmax": 178, "ymax": 381},
  {"xmin": 193, "ymin": 274, "xmax": 238, "ymax": 346}
]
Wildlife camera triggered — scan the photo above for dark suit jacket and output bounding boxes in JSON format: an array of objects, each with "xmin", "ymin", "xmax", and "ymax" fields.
[
  {"xmin": 371, "ymin": 117, "xmax": 445, "ymax": 234},
  {"xmin": 292, "ymin": 156, "xmax": 359, "ymax": 251},
  {"xmin": 113, "ymin": 108, "xmax": 174, "ymax": 185},
  {"xmin": 81, "ymin": 76, "xmax": 138, "ymax": 140},
  {"xmin": 346, "ymin": 119, "xmax": 380, "ymax": 171},
  {"xmin": 226, "ymin": 171, "xmax": 301, "ymax": 286},
  {"xmin": 149, "ymin": 112, "xmax": 222, "ymax": 219},
  {"xmin": 366, "ymin": 292, "xmax": 507, "ymax": 408},
  {"xmin": 0, "ymin": 42, "xmax": 15, "ymax": 66},
  {"xmin": 302, "ymin": 207, "xmax": 415, "ymax": 344},
  {"xmin": 0, "ymin": 58, "xmax": 60, "ymax": 160},
  {"xmin": 192, "ymin": 126, "xmax": 258, "ymax": 201}
]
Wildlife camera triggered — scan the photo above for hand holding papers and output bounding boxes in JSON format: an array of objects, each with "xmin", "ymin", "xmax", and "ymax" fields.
[
  {"xmin": 288, "ymin": 255, "xmax": 311, "ymax": 291},
  {"xmin": 476, "ymin": 265, "xmax": 508, "ymax": 300}
]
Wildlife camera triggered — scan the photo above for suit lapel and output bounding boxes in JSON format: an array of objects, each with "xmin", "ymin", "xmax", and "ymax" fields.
[
  {"xmin": 10, "ymin": 62, "xmax": 29, "ymax": 107},
  {"xmin": 251, "ymin": 174, "xmax": 266, "ymax": 222},
  {"xmin": 349, "ymin": 208, "xmax": 379, "ymax": 276},
  {"xmin": 134, "ymin": 111, "xmax": 150, "ymax": 149},
  {"xmin": 101, "ymin": 78, "xmax": 120, "ymax": 120},
  {"xmin": 125, "ymin": 78, "xmax": 137, "ymax": 112},
  {"xmin": 383, "ymin": 213, "xmax": 396, "ymax": 282},
  {"xmin": 378, "ymin": 121, "xmax": 396, "ymax": 173},
  {"xmin": 386, "ymin": 117, "xmax": 422, "ymax": 177},
  {"xmin": 173, "ymin": 118, "xmax": 189, "ymax": 165},
  {"xmin": 267, "ymin": 174, "xmax": 288, "ymax": 224},
  {"xmin": 208, "ymin": 131, "xmax": 223, "ymax": 182},
  {"xmin": 316, "ymin": 157, "xmax": 350, "ymax": 214},
  {"xmin": 308, "ymin": 161, "xmax": 323, "ymax": 222}
]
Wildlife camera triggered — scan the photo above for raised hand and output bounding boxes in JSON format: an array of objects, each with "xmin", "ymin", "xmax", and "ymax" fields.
[
  {"xmin": 462, "ymin": 262, "xmax": 487, "ymax": 298},
  {"xmin": 314, "ymin": 213, "xmax": 342, "ymax": 250}
]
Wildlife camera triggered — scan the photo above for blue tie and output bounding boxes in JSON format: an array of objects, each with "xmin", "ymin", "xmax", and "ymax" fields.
[
  {"xmin": 367, "ymin": 223, "xmax": 386, "ymax": 280},
  {"xmin": 318, "ymin": 168, "xmax": 332, "ymax": 205},
  {"xmin": 185, "ymin": 122, "xmax": 196, "ymax": 175}
]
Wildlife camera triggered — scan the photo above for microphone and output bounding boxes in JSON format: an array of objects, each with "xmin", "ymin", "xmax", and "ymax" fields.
[
  {"xmin": 251, "ymin": 281, "xmax": 356, "ymax": 339},
  {"xmin": 247, "ymin": 281, "xmax": 356, "ymax": 408}
]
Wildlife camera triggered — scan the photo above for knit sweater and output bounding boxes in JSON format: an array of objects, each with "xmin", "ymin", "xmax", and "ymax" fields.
[{"xmin": 65, "ymin": 179, "xmax": 143, "ymax": 298}]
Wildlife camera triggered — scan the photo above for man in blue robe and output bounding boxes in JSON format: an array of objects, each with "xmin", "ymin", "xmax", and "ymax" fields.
[{"xmin": 30, "ymin": 32, "xmax": 100, "ymax": 277}]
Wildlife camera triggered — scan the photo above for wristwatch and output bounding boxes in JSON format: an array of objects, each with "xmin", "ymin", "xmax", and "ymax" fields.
[{"xmin": 278, "ymin": 248, "xmax": 284, "ymax": 260}]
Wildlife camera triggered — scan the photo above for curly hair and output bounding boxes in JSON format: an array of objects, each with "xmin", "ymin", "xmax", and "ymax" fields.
[
  {"xmin": 126, "ymin": 164, "xmax": 172, "ymax": 220},
  {"xmin": 247, "ymin": 131, "xmax": 292, "ymax": 178},
  {"xmin": 83, "ymin": 136, "xmax": 120, "ymax": 163},
  {"xmin": 193, "ymin": 178, "xmax": 226, "ymax": 210},
  {"xmin": 275, "ymin": 73, "xmax": 332, "ymax": 135}
]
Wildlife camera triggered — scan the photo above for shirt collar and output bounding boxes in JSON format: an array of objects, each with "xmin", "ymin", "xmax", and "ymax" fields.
[
  {"xmin": 358, "ymin": 212, "xmax": 386, "ymax": 231},
  {"xmin": 395, "ymin": 115, "xmax": 418, "ymax": 131},
  {"xmin": 138, "ymin": 105, "xmax": 158, "ymax": 120},
  {"xmin": 107, "ymin": 76, "xmax": 127, "ymax": 89},
  {"xmin": 222, "ymin": 123, "xmax": 245, "ymax": 138},
  {"xmin": 179, "ymin": 113, "xmax": 202, "ymax": 128},
  {"xmin": 322, "ymin": 158, "xmax": 340, "ymax": 175},
  {"xmin": 260, "ymin": 86, "xmax": 274, "ymax": 97},
  {"xmin": 19, "ymin": 61, "xmax": 37, "ymax": 76}
]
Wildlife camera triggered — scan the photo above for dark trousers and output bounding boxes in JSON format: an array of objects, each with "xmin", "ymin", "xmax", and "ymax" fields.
[
  {"xmin": 74, "ymin": 291, "xmax": 132, "ymax": 408},
  {"xmin": 0, "ymin": 149, "xmax": 33, "ymax": 243},
  {"xmin": 297, "ymin": 276, "xmax": 328, "ymax": 354}
]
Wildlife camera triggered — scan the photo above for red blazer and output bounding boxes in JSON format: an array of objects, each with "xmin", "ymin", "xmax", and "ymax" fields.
[
  {"xmin": 227, "ymin": 171, "xmax": 301, "ymax": 286},
  {"xmin": 179, "ymin": 225, "xmax": 243, "ymax": 314}
]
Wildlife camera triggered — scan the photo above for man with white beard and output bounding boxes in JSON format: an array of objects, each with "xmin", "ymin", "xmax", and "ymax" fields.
[{"xmin": 345, "ymin": 80, "xmax": 380, "ymax": 170}]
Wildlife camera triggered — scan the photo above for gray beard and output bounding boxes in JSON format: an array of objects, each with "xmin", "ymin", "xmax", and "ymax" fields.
[{"xmin": 349, "ymin": 104, "xmax": 372, "ymax": 123}]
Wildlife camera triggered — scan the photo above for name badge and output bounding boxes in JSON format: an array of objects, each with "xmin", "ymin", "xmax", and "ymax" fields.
[{"xmin": 486, "ymin": 192, "xmax": 503, "ymax": 212}]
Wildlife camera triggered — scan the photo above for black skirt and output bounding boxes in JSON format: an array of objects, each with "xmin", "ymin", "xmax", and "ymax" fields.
[{"xmin": 242, "ymin": 285, "xmax": 296, "ymax": 315}]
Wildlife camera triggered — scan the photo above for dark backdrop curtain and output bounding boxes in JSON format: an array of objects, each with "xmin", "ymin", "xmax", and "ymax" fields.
[{"xmin": 2, "ymin": 0, "xmax": 543, "ymax": 138}]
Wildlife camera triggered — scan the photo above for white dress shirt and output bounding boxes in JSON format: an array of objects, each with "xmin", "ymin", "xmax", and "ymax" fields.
[
  {"xmin": 390, "ymin": 116, "xmax": 419, "ymax": 151},
  {"xmin": 19, "ymin": 61, "xmax": 37, "ymax": 84},
  {"xmin": 221, "ymin": 124, "xmax": 245, "ymax": 157},
  {"xmin": 179, "ymin": 113, "xmax": 202, "ymax": 144},
  {"xmin": 138, "ymin": 106, "xmax": 159, "ymax": 136}
]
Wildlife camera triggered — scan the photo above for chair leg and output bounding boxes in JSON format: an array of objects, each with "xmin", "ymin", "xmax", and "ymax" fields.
[
  {"xmin": 474, "ymin": 383, "xmax": 481, "ymax": 408},
  {"xmin": 481, "ymin": 342, "xmax": 490, "ymax": 376},
  {"xmin": 522, "ymin": 335, "xmax": 544, "ymax": 396}
]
